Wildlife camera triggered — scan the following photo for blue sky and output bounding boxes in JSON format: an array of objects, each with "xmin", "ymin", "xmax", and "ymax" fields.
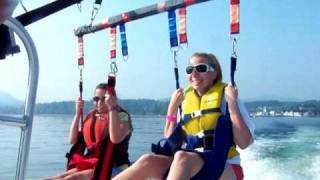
[{"xmin": 0, "ymin": 0, "xmax": 319, "ymax": 103}]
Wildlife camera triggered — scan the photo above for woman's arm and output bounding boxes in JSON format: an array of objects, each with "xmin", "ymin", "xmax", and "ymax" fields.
[
  {"xmin": 68, "ymin": 98, "xmax": 82, "ymax": 144},
  {"xmin": 164, "ymin": 88, "xmax": 184, "ymax": 138},
  {"xmin": 105, "ymin": 93, "xmax": 131, "ymax": 144},
  {"xmin": 225, "ymin": 84, "xmax": 252, "ymax": 149}
]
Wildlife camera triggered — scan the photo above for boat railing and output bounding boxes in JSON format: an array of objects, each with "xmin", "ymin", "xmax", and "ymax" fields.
[{"xmin": 0, "ymin": 16, "xmax": 39, "ymax": 180}]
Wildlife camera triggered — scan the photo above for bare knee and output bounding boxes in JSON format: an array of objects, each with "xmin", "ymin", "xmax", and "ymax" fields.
[
  {"xmin": 171, "ymin": 151, "xmax": 204, "ymax": 177},
  {"xmin": 172, "ymin": 151, "xmax": 191, "ymax": 167},
  {"xmin": 135, "ymin": 154, "xmax": 157, "ymax": 168},
  {"xmin": 63, "ymin": 169, "xmax": 93, "ymax": 180}
]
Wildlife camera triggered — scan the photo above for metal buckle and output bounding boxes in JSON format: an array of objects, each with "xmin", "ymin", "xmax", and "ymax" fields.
[
  {"xmin": 191, "ymin": 110, "xmax": 202, "ymax": 118},
  {"xmin": 196, "ymin": 131, "xmax": 205, "ymax": 138}
]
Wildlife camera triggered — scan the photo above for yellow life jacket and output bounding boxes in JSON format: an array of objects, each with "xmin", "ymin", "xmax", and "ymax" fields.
[{"xmin": 182, "ymin": 81, "xmax": 239, "ymax": 159}]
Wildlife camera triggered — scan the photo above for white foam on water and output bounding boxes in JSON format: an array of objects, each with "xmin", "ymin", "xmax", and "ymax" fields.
[
  {"xmin": 240, "ymin": 126, "xmax": 320, "ymax": 180},
  {"xmin": 240, "ymin": 147, "xmax": 293, "ymax": 180},
  {"xmin": 307, "ymin": 151, "xmax": 320, "ymax": 179}
]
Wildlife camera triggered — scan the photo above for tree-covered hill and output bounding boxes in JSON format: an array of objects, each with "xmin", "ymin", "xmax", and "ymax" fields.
[{"xmin": 1, "ymin": 99, "xmax": 320, "ymax": 116}]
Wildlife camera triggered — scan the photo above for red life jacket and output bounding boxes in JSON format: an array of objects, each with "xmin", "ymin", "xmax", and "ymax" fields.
[{"xmin": 66, "ymin": 108, "xmax": 131, "ymax": 180}]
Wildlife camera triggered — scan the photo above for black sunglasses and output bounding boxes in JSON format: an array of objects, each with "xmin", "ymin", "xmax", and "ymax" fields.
[
  {"xmin": 186, "ymin": 63, "xmax": 214, "ymax": 74},
  {"xmin": 92, "ymin": 96, "xmax": 105, "ymax": 102}
]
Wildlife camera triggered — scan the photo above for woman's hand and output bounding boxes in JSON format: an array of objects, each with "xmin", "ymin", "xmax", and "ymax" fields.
[
  {"xmin": 168, "ymin": 88, "xmax": 184, "ymax": 113},
  {"xmin": 164, "ymin": 88, "xmax": 184, "ymax": 137},
  {"xmin": 75, "ymin": 97, "xmax": 84, "ymax": 116},
  {"xmin": 104, "ymin": 92, "xmax": 117, "ymax": 111},
  {"xmin": 224, "ymin": 83, "xmax": 238, "ymax": 105},
  {"xmin": 69, "ymin": 97, "xmax": 83, "ymax": 144},
  {"xmin": 225, "ymin": 83, "xmax": 252, "ymax": 149}
]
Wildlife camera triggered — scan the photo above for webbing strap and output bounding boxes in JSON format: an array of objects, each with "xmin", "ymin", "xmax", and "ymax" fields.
[
  {"xmin": 110, "ymin": 27, "xmax": 117, "ymax": 59},
  {"xmin": 178, "ymin": 7, "xmax": 188, "ymax": 45},
  {"xmin": 181, "ymin": 108, "xmax": 221, "ymax": 125},
  {"xmin": 230, "ymin": 0, "xmax": 240, "ymax": 34},
  {"xmin": 186, "ymin": 129, "xmax": 215, "ymax": 150},
  {"xmin": 90, "ymin": 112, "xmax": 97, "ymax": 142},
  {"xmin": 168, "ymin": 10, "xmax": 178, "ymax": 48},
  {"xmin": 79, "ymin": 79, "xmax": 84, "ymax": 127},
  {"xmin": 77, "ymin": 36, "xmax": 84, "ymax": 127},
  {"xmin": 230, "ymin": 56, "xmax": 237, "ymax": 86},
  {"xmin": 77, "ymin": 36, "xmax": 84, "ymax": 66},
  {"xmin": 230, "ymin": 0, "xmax": 239, "ymax": 85},
  {"xmin": 119, "ymin": 24, "xmax": 128, "ymax": 58}
]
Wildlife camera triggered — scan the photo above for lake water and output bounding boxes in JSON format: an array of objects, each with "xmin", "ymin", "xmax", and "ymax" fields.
[{"xmin": 0, "ymin": 115, "xmax": 319, "ymax": 180}]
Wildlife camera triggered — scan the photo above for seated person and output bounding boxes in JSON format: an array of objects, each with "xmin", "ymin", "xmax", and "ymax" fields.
[
  {"xmin": 42, "ymin": 83, "xmax": 132, "ymax": 180},
  {"xmin": 113, "ymin": 52, "xmax": 254, "ymax": 180}
]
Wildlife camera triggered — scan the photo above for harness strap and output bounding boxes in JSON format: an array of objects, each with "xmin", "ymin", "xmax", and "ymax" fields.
[
  {"xmin": 110, "ymin": 27, "xmax": 117, "ymax": 59},
  {"xmin": 178, "ymin": 7, "xmax": 188, "ymax": 45},
  {"xmin": 90, "ymin": 112, "xmax": 97, "ymax": 142},
  {"xmin": 230, "ymin": 55, "xmax": 237, "ymax": 86},
  {"xmin": 66, "ymin": 134, "xmax": 86, "ymax": 170},
  {"xmin": 186, "ymin": 129, "xmax": 215, "ymax": 150},
  {"xmin": 168, "ymin": 10, "xmax": 178, "ymax": 49},
  {"xmin": 119, "ymin": 23, "xmax": 128, "ymax": 59},
  {"xmin": 181, "ymin": 107, "xmax": 221, "ymax": 125},
  {"xmin": 92, "ymin": 135, "xmax": 114, "ymax": 180},
  {"xmin": 230, "ymin": 0, "xmax": 240, "ymax": 34},
  {"xmin": 151, "ymin": 124, "xmax": 186, "ymax": 156}
]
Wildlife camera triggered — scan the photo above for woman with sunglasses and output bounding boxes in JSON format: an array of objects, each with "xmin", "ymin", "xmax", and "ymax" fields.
[
  {"xmin": 43, "ymin": 83, "xmax": 132, "ymax": 180},
  {"xmin": 113, "ymin": 52, "xmax": 254, "ymax": 180}
]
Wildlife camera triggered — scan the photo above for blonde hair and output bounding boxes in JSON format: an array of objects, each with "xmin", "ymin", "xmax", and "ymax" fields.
[{"xmin": 191, "ymin": 52, "xmax": 223, "ymax": 83}]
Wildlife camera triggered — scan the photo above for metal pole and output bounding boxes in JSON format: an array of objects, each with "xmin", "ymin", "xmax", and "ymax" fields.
[
  {"xmin": 16, "ymin": 0, "xmax": 83, "ymax": 26},
  {"xmin": 74, "ymin": 0, "xmax": 213, "ymax": 36},
  {"xmin": 3, "ymin": 16, "xmax": 39, "ymax": 180}
]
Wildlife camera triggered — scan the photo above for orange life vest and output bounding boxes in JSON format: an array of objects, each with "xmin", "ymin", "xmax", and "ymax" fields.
[{"xmin": 66, "ymin": 108, "xmax": 131, "ymax": 180}]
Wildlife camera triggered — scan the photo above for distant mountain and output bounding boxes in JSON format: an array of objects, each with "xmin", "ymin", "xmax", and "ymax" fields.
[
  {"xmin": 0, "ymin": 91, "xmax": 23, "ymax": 107},
  {"xmin": 243, "ymin": 95, "xmax": 302, "ymax": 102},
  {"xmin": 1, "ymin": 91, "xmax": 319, "ymax": 116}
]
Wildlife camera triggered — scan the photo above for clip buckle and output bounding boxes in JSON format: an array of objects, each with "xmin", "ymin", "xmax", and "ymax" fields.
[{"xmin": 191, "ymin": 110, "xmax": 202, "ymax": 118}]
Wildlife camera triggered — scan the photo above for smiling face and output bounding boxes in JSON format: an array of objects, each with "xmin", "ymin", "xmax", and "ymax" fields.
[
  {"xmin": 187, "ymin": 56, "xmax": 217, "ymax": 96},
  {"xmin": 94, "ymin": 88, "xmax": 108, "ymax": 113}
]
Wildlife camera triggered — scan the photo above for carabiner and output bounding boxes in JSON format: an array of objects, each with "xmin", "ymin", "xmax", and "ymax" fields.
[
  {"xmin": 90, "ymin": 4, "xmax": 101, "ymax": 25},
  {"xmin": 110, "ymin": 61, "xmax": 118, "ymax": 74},
  {"xmin": 232, "ymin": 37, "xmax": 238, "ymax": 57}
]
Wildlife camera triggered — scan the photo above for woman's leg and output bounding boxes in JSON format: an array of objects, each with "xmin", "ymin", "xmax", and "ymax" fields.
[
  {"xmin": 112, "ymin": 154, "xmax": 173, "ymax": 180},
  {"xmin": 166, "ymin": 151, "xmax": 204, "ymax": 180},
  {"xmin": 58, "ymin": 169, "xmax": 94, "ymax": 180},
  {"xmin": 40, "ymin": 168, "xmax": 78, "ymax": 180}
]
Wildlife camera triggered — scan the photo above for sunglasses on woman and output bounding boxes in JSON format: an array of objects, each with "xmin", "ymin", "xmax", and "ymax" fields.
[
  {"xmin": 186, "ymin": 63, "xmax": 214, "ymax": 74},
  {"xmin": 92, "ymin": 96, "xmax": 105, "ymax": 102}
]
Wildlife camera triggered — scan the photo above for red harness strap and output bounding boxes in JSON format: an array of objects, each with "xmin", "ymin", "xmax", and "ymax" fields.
[
  {"xmin": 231, "ymin": 164, "xmax": 244, "ymax": 180},
  {"xmin": 66, "ymin": 112, "xmax": 115, "ymax": 180},
  {"xmin": 230, "ymin": 0, "xmax": 240, "ymax": 34},
  {"xmin": 93, "ymin": 139, "xmax": 114, "ymax": 180}
]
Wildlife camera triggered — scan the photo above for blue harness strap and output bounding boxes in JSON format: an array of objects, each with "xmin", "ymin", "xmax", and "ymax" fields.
[
  {"xmin": 151, "ymin": 123, "xmax": 186, "ymax": 156},
  {"xmin": 191, "ymin": 106, "xmax": 234, "ymax": 180},
  {"xmin": 186, "ymin": 129, "xmax": 215, "ymax": 150},
  {"xmin": 152, "ymin": 105, "xmax": 234, "ymax": 180},
  {"xmin": 181, "ymin": 107, "xmax": 221, "ymax": 126}
]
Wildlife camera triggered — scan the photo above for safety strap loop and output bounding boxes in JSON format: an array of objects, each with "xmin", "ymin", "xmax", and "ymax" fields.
[
  {"xmin": 110, "ymin": 27, "xmax": 117, "ymax": 59},
  {"xmin": 77, "ymin": 36, "xmax": 84, "ymax": 69},
  {"xmin": 230, "ymin": 0, "xmax": 240, "ymax": 34},
  {"xmin": 178, "ymin": 7, "xmax": 188, "ymax": 47},
  {"xmin": 168, "ymin": 10, "xmax": 179, "ymax": 50},
  {"xmin": 181, "ymin": 108, "xmax": 221, "ymax": 125},
  {"xmin": 119, "ymin": 23, "xmax": 129, "ymax": 60}
]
